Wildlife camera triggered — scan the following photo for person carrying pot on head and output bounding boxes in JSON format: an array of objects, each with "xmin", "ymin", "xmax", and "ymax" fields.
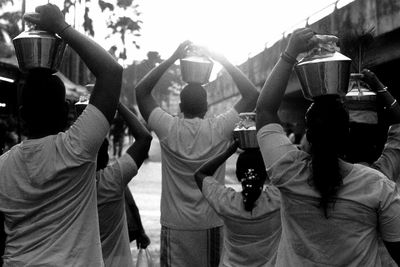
[
  {"xmin": 135, "ymin": 41, "xmax": 259, "ymax": 267},
  {"xmin": 95, "ymin": 103, "xmax": 152, "ymax": 267},
  {"xmin": 0, "ymin": 4, "xmax": 122, "ymax": 266},
  {"xmin": 256, "ymin": 28, "xmax": 400, "ymax": 266},
  {"xmin": 194, "ymin": 142, "xmax": 281, "ymax": 267}
]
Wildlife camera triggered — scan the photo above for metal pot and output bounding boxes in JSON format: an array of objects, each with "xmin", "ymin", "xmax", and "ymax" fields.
[
  {"xmin": 13, "ymin": 30, "xmax": 66, "ymax": 73},
  {"xmin": 345, "ymin": 73, "xmax": 378, "ymax": 124},
  {"xmin": 180, "ymin": 56, "xmax": 213, "ymax": 84},
  {"xmin": 295, "ymin": 35, "xmax": 351, "ymax": 101},
  {"xmin": 233, "ymin": 112, "xmax": 258, "ymax": 149}
]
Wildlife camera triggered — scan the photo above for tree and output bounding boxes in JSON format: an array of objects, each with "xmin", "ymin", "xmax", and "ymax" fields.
[
  {"xmin": 122, "ymin": 51, "xmax": 186, "ymax": 110},
  {"xmin": 0, "ymin": 0, "xmax": 142, "ymax": 62}
]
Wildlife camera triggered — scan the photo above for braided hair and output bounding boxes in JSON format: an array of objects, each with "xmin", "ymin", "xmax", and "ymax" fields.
[
  {"xmin": 305, "ymin": 95, "xmax": 350, "ymax": 218},
  {"xmin": 236, "ymin": 149, "xmax": 268, "ymax": 212}
]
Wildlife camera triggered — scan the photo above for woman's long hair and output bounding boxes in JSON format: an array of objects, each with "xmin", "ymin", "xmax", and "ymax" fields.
[
  {"xmin": 236, "ymin": 149, "xmax": 268, "ymax": 212},
  {"xmin": 305, "ymin": 95, "xmax": 349, "ymax": 218}
]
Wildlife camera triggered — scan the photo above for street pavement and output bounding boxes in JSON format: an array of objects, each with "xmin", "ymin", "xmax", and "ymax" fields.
[{"xmin": 125, "ymin": 133, "xmax": 240, "ymax": 266}]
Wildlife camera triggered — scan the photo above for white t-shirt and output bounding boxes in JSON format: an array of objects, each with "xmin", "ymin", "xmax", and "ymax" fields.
[
  {"xmin": 257, "ymin": 123, "xmax": 400, "ymax": 267},
  {"xmin": 148, "ymin": 107, "xmax": 239, "ymax": 230},
  {"xmin": 97, "ymin": 154, "xmax": 138, "ymax": 267},
  {"xmin": 0, "ymin": 104, "xmax": 109, "ymax": 267},
  {"xmin": 202, "ymin": 177, "xmax": 281, "ymax": 267}
]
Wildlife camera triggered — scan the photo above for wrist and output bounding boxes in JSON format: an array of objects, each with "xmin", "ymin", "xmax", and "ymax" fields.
[
  {"xmin": 280, "ymin": 51, "xmax": 298, "ymax": 65},
  {"xmin": 57, "ymin": 22, "xmax": 71, "ymax": 36}
]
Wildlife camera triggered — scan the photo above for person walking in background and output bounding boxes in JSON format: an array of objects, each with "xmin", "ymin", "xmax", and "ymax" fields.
[
  {"xmin": 96, "ymin": 103, "xmax": 152, "ymax": 267},
  {"xmin": 0, "ymin": 4, "xmax": 122, "ymax": 266},
  {"xmin": 194, "ymin": 143, "xmax": 281, "ymax": 267},
  {"xmin": 110, "ymin": 111, "xmax": 127, "ymax": 158},
  {"xmin": 135, "ymin": 40, "xmax": 259, "ymax": 267},
  {"xmin": 256, "ymin": 28, "xmax": 400, "ymax": 266}
]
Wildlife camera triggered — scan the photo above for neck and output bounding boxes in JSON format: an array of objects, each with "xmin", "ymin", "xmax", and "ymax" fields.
[{"xmin": 183, "ymin": 113, "xmax": 204, "ymax": 119}]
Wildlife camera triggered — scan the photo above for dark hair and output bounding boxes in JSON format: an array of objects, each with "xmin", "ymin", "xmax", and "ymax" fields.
[
  {"xmin": 21, "ymin": 69, "xmax": 67, "ymax": 135},
  {"xmin": 236, "ymin": 149, "xmax": 268, "ymax": 212},
  {"xmin": 180, "ymin": 83, "xmax": 207, "ymax": 117},
  {"xmin": 305, "ymin": 95, "xmax": 349, "ymax": 218}
]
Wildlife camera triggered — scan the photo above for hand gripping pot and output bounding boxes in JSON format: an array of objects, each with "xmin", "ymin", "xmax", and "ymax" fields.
[
  {"xmin": 180, "ymin": 55, "xmax": 213, "ymax": 85},
  {"xmin": 233, "ymin": 112, "xmax": 258, "ymax": 149},
  {"xmin": 13, "ymin": 29, "xmax": 66, "ymax": 73},
  {"xmin": 295, "ymin": 35, "xmax": 351, "ymax": 101}
]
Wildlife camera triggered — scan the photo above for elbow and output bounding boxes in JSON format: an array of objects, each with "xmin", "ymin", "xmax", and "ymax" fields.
[{"xmin": 111, "ymin": 64, "xmax": 123, "ymax": 77}]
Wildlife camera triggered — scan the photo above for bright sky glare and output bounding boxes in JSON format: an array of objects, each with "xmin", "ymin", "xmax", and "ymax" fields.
[{"xmin": 19, "ymin": 0, "xmax": 355, "ymax": 65}]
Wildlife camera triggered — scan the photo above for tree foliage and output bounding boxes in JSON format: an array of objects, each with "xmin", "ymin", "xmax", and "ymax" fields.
[{"xmin": 0, "ymin": 0, "xmax": 141, "ymax": 61}]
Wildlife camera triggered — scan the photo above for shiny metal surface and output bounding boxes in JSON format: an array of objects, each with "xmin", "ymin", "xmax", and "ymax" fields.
[
  {"xmin": 234, "ymin": 112, "xmax": 258, "ymax": 149},
  {"xmin": 180, "ymin": 56, "xmax": 213, "ymax": 84},
  {"xmin": 233, "ymin": 129, "xmax": 258, "ymax": 149},
  {"xmin": 295, "ymin": 51, "xmax": 351, "ymax": 100},
  {"xmin": 13, "ymin": 30, "xmax": 66, "ymax": 73},
  {"xmin": 345, "ymin": 73, "xmax": 377, "ymax": 102}
]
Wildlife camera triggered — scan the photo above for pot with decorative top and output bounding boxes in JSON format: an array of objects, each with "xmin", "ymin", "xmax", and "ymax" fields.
[{"xmin": 295, "ymin": 35, "xmax": 351, "ymax": 101}]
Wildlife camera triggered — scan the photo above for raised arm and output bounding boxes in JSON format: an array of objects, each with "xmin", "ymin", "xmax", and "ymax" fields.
[
  {"xmin": 194, "ymin": 141, "xmax": 238, "ymax": 191},
  {"xmin": 256, "ymin": 28, "xmax": 315, "ymax": 130},
  {"xmin": 361, "ymin": 69, "xmax": 400, "ymax": 124},
  {"xmin": 24, "ymin": 4, "xmax": 122, "ymax": 125},
  {"xmin": 203, "ymin": 48, "xmax": 259, "ymax": 113},
  {"xmin": 135, "ymin": 41, "xmax": 191, "ymax": 122},
  {"xmin": 117, "ymin": 103, "xmax": 152, "ymax": 172},
  {"xmin": 363, "ymin": 69, "xmax": 400, "ymax": 182}
]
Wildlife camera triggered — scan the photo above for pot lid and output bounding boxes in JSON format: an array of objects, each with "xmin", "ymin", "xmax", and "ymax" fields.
[
  {"xmin": 13, "ymin": 30, "xmax": 60, "ymax": 41},
  {"xmin": 181, "ymin": 56, "xmax": 212, "ymax": 63},
  {"xmin": 297, "ymin": 34, "xmax": 351, "ymax": 66}
]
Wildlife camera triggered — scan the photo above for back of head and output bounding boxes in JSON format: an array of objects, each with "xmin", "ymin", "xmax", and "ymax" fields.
[
  {"xmin": 179, "ymin": 83, "xmax": 208, "ymax": 118},
  {"xmin": 21, "ymin": 69, "xmax": 67, "ymax": 137},
  {"xmin": 236, "ymin": 148, "xmax": 268, "ymax": 212},
  {"xmin": 305, "ymin": 95, "xmax": 349, "ymax": 217}
]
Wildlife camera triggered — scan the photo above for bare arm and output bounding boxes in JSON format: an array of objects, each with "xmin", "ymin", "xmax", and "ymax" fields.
[
  {"xmin": 256, "ymin": 28, "xmax": 315, "ymax": 131},
  {"xmin": 201, "ymin": 48, "xmax": 259, "ymax": 113},
  {"xmin": 218, "ymin": 57, "xmax": 259, "ymax": 113},
  {"xmin": 361, "ymin": 69, "xmax": 400, "ymax": 124},
  {"xmin": 136, "ymin": 41, "xmax": 191, "ymax": 122},
  {"xmin": 194, "ymin": 141, "xmax": 238, "ymax": 191},
  {"xmin": 363, "ymin": 69, "xmax": 400, "ymax": 182},
  {"xmin": 118, "ymin": 103, "xmax": 152, "ymax": 170},
  {"xmin": 25, "ymin": 4, "xmax": 122, "ymax": 125}
]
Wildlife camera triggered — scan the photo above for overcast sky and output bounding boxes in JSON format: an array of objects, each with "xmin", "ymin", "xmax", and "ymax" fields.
[{"xmin": 18, "ymin": 0, "xmax": 355, "ymax": 65}]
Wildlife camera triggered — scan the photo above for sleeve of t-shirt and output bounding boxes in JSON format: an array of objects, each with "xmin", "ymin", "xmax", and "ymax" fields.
[
  {"xmin": 372, "ymin": 124, "xmax": 400, "ymax": 182},
  {"xmin": 214, "ymin": 108, "xmax": 240, "ymax": 139},
  {"xmin": 257, "ymin": 123, "xmax": 299, "ymax": 169},
  {"xmin": 378, "ymin": 178, "xmax": 400, "ymax": 242},
  {"xmin": 147, "ymin": 107, "xmax": 174, "ymax": 141},
  {"xmin": 97, "ymin": 154, "xmax": 138, "ymax": 203},
  {"xmin": 63, "ymin": 104, "xmax": 109, "ymax": 161},
  {"xmin": 202, "ymin": 176, "xmax": 240, "ymax": 216}
]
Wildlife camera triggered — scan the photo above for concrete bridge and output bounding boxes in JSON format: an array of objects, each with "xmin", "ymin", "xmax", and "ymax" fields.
[{"xmin": 205, "ymin": 0, "xmax": 400, "ymax": 133}]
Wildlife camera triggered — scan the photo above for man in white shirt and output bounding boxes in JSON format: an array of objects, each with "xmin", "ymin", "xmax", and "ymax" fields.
[
  {"xmin": 0, "ymin": 4, "xmax": 122, "ymax": 266},
  {"xmin": 135, "ymin": 41, "xmax": 259, "ymax": 267}
]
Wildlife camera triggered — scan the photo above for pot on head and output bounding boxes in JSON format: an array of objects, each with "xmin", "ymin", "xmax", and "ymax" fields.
[
  {"xmin": 295, "ymin": 35, "xmax": 351, "ymax": 101},
  {"xmin": 345, "ymin": 73, "xmax": 378, "ymax": 124},
  {"xmin": 13, "ymin": 29, "xmax": 66, "ymax": 73},
  {"xmin": 233, "ymin": 112, "xmax": 258, "ymax": 149},
  {"xmin": 180, "ymin": 54, "xmax": 213, "ymax": 85}
]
